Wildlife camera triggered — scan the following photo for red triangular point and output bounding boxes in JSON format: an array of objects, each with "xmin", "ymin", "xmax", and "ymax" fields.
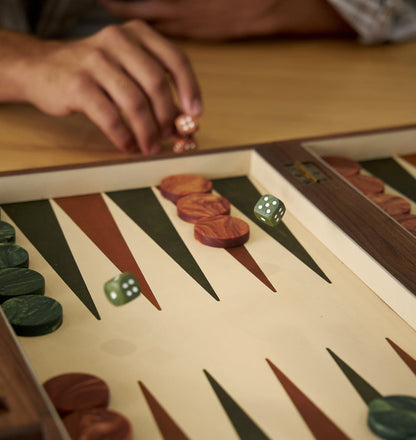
[
  {"xmin": 266, "ymin": 358, "xmax": 351, "ymax": 440},
  {"xmin": 226, "ymin": 246, "xmax": 276, "ymax": 292},
  {"xmin": 54, "ymin": 194, "xmax": 161, "ymax": 310},
  {"xmin": 386, "ymin": 337, "xmax": 416, "ymax": 375},
  {"xmin": 138, "ymin": 381, "xmax": 190, "ymax": 440}
]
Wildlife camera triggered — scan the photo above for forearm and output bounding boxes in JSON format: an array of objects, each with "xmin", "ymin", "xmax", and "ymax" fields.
[
  {"xmin": 272, "ymin": 0, "xmax": 355, "ymax": 36},
  {"xmin": 99, "ymin": 0, "xmax": 356, "ymax": 40}
]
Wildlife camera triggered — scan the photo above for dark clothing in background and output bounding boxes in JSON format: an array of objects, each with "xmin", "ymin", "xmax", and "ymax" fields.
[{"xmin": 0, "ymin": 0, "xmax": 119, "ymax": 38}]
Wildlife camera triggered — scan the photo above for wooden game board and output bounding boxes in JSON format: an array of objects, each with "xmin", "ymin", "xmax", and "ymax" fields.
[{"xmin": 0, "ymin": 126, "xmax": 415, "ymax": 440}]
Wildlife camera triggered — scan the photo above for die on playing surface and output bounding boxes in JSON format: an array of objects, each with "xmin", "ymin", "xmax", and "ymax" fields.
[
  {"xmin": 254, "ymin": 194, "xmax": 286, "ymax": 227},
  {"xmin": 104, "ymin": 273, "xmax": 141, "ymax": 306}
]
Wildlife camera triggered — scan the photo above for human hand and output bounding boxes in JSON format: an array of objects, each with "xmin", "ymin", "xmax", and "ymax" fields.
[
  {"xmin": 20, "ymin": 20, "xmax": 202, "ymax": 154},
  {"xmin": 99, "ymin": 0, "xmax": 353, "ymax": 40}
]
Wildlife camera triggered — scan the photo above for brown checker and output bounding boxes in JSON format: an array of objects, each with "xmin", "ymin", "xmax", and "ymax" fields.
[
  {"xmin": 323, "ymin": 156, "xmax": 361, "ymax": 177},
  {"xmin": 368, "ymin": 193, "xmax": 411, "ymax": 216},
  {"xmin": 347, "ymin": 174, "xmax": 385, "ymax": 196},
  {"xmin": 62, "ymin": 408, "xmax": 132, "ymax": 440},
  {"xmin": 43, "ymin": 373, "xmax": 110, "ymax": 416},
  {"xmin": 177, "ymin": 193, "xmax": 231, "ymax": 223},
  {"xmin": 393, "ymin": 213, "xmax": 416, "ymax": 236},
  {"xmin": 194, "ymin": 215, "xmax": 250, "ymax": 248},
  {"xmin": 159, "ymin": 174, "xmax": 212, "ymax": 203}
]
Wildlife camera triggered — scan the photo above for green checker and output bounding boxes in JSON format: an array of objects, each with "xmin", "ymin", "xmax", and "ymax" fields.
[
  {"xmin": 368, "ymin": 395, "xmax": 416, "ymax": 440},
  {"xmin": 0, "ymin": 268, "xmax": 45, "ymax": 304},
  {"xmin": 0, "ymin": 221, "xmax": 15, "ymax": 243},
  {"xmin": 0, "ymin": 244, "xmax": 29, "ymax": 269},
  {"xmin": 104, "ymin": 272, "xmax": 141, "ymax": 306},
  {"xmin": 254, "ymin": 194, "xmax": 286, "ymax": 227},
  {"xmin": 1, "ymin": 294, "xmax": 63, "ymax": 337}
]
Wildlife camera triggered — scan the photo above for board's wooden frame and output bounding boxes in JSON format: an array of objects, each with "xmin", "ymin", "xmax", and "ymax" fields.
[{"xmin": 0, "ymin": 125, "xmax": 415, "ymax": 439}]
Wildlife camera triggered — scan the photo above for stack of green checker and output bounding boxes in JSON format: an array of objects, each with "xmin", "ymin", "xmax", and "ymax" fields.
[{"xmin": 0, "ymin": 208, "xmax": 63, "ymax": 336}]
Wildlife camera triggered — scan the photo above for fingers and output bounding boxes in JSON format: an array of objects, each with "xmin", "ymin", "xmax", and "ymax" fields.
[
  {"xmin": 40, "ymin": 20, "xmax": 202, "ymax": 155},
  {"xmin": 68, "ymin": 73, "xmax": 138, "ymax": 153},
  {"xmin": 86, "ymin": 48, "xmax": 165, "ymax": 154},
  {"xmin": 123, "ymin": 20, "xmax": 203, "ymax": 117},
  {"xmin": 96, "ymin": 25, "xmax": 179, "ymax": 142}
]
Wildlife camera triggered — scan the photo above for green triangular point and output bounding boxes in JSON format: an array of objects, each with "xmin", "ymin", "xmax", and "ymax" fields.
[
  {"xmin": 212, "ymin": 176, "xmax": 330, "ymax": 283},
  {"xmin": 327, "ymin": 348, "xmax": 382, "ymax": 405},
  {"xmin": 107, "ymin": 188, "xmax": 219, "ymax": 301},
  {"xmin": 2, "ymin": 200, "xmax": 100, "ymax": 319},
  {"xmin": 204, "ymin": 369, "xmax": 271, "ymax": 440}
]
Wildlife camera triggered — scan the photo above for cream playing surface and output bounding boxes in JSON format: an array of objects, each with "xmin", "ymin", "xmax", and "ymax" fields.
[
  {"xmin": 1, "ymin": 128, "xmax": 416, "ymax": 440},
  {"xmin": 2, "ymin": 180, "xmax": 415, "ymax": 440}
]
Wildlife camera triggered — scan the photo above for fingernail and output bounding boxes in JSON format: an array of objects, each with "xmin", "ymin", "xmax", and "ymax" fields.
[{"xmin": 189, "ymin": 99, "xmax": 203, "ymax": 116}]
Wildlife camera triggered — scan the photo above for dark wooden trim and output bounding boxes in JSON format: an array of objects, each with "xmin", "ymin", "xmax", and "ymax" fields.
[
  {"xmin": 0, "ymin": 310, "xmax": 66, "ymax": 439},
  {"xmin": 285, "ymin": 123, "xmax": 416, "ymax": 144},
  {"xmin": 1, "ymin": 123, "xmax": 414, "ymax": 178},
  {"xmin": 256, "ymin": 139, "xmax": 416, "ymax": 296},
  {"xmin": 0, "ymin": 143, "xmax": 255, "ymax": 178}
]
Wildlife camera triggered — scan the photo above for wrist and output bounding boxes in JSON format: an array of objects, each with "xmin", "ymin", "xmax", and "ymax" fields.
[{"xmin": 0, "ymin": 31, "xmax": 59, "ymax": 103}]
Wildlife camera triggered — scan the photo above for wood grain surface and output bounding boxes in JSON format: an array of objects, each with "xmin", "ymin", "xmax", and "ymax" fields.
[
  {"xmin": 256, "ymin": 139, "xmax": 416, "ymax": 296},
  {"xmin": 0, "ymin": 39, "xmax": 415, "ymax": 172},
  {"xmin": 0, "ymin": 309, "xmax": 66, "ymax": 439},
  {"xmin": 322, "ymin": 156, "xmax": 361, "ymax": 177},
  {"xmin": 43, "ymin": 373, "xmax": 110, "ymax": 416},
  {"xmin": 63, "ymin": 409, "xmax": 132, "ymax": 440},
  {"xmin": 160, "ymin": 174, "xmax": 213, "ymax": 203},
  {"xmin": 393, "ymin": 213, "xmax": 416, "ymax": 236},
  {"xmin": 368, "ymin": 193, "xmax": 411, "ymax": 216},
  {"xmin": 346, "ymin": 174, "xmax": 385, "ymax": 195},
  {"xmin": 177, "ymin": 193, "xmax": 230, "ymax": 223},
  {"xmin": 194, "ymin": 215, "xmax": 250, "ymax": 248}
]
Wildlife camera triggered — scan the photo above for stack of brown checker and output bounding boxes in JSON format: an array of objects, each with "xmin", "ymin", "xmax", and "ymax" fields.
[
  {"xmin": 159, "ymin": 174, "xmax": 250, "ymax": 248},
  {"xmin": 323, "ymin": 156, "xmax": 416, "ymax": 236}
]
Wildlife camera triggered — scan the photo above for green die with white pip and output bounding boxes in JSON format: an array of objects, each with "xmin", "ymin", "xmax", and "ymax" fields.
[
  {"xmin": 104, "ymin": 272, "xmax": 141, "ymax": 306},
  {"xmin": 254, "ymin": 194, "xmax": 286, "ymax": 227}
]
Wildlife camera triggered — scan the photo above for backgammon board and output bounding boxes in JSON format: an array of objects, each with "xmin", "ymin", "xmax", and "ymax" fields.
[{"xmin": 0, "ymin": 126, "xmax": 415, "ymax": 440}]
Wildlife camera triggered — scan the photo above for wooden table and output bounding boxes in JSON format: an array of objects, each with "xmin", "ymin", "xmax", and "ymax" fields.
[{"xmin": 0, "ymin": 38, "xmax": 415, "ymax": 172}]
